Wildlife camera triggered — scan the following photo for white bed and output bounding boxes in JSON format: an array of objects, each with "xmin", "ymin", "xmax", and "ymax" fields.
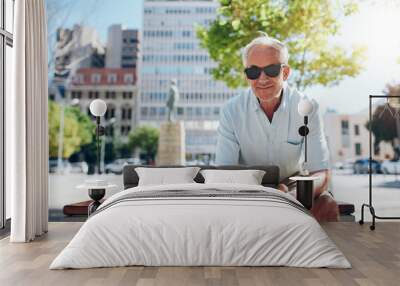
[{"xmin": 50, "ymin": 183, "xmax": 351, "ymax": 269}]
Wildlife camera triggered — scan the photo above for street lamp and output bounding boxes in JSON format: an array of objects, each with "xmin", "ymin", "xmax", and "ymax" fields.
[
  {"xmin": 89, "ymin": 99, "xmax": 107, "ymax": 174},
  {"xmin": 101, "ymin": 117, "xmax": 116, "ymax": 173}
]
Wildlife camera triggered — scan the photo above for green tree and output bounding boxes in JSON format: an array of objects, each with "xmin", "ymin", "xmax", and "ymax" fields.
[
  {"xmin": 197, "ymin": 0, "xmax": 365, "ymax": 90},
  {"xmin": 113, "ymin": 137, "xmax": 132, "ymax": 159},
  {"xmin": 128, "ymin": 126, "xmax": 159, "ymax": 163},
  {"xmin": 48, "ymin": 100, "xmax": 95, "ymax": 158}
]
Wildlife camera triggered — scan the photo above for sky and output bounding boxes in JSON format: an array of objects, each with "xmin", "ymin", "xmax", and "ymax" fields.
[{"xmin": 47, "ymin": 0, "xmax": 400, "ymax": 115}]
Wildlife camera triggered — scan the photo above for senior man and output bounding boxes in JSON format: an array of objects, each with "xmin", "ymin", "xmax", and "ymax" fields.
[{"xmin": 215, "ymin": 34, "xmax": 338, "ymax": 222}]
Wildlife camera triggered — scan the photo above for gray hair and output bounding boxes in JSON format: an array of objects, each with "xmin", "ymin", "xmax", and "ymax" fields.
[{"xmin": 242, "ymin": 32, "xmax": 289, "ymax": 66}]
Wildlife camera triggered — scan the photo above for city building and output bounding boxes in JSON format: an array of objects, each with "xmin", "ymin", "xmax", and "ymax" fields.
[
  {"xmin": 50, "ymin": 23, "xmax": 140, "ymax": 142},
  {"xmin": 140, "ymin": 0, "xmax": 243, "ymax": 162},
  {"xmin": 323, "ymin": 110, "xmax": 394, "ymax": 165},
  {"xmin": 53, "ymin": 25, "xmax": 105, "ymax": 80},
  {"xmin": 106, "ymin": 25, "xmax": 139, "ymax": 69},
  {"xmin": 66, "ymin": 67, "xmax": 138, "ymax": 141}
]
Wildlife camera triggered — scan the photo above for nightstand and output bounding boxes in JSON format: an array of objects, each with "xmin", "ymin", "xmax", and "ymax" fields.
[{"xmin": 77, "ymin": 180, "xmax": 117, "ymax": 215}]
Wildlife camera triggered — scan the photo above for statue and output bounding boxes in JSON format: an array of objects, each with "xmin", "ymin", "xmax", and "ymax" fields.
[
  {"xmin": 156, "ymin": 78, "xmax": 185, "ymax": 165},
  {"xmin": 166, "ymin": 78, "xmax": 179, "ymax": 122}
]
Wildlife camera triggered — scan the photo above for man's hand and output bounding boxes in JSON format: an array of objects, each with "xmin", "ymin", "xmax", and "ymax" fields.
[
  {"xmin": 311, "ymin": 193, "xmax": 339, "ymax": 222},
  {"xmin": 277, "ymin": 183, "xmax": 288, "ymax": 193}
]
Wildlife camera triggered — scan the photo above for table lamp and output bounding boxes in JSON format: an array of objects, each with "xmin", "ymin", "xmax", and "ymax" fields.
[
  {"xmin": 297, "ymin": 97, "xmax": 314, "ymax": 175},
  {"xmin": 290, "ymin": 97, "xmax": 318, "ymax": 210}
]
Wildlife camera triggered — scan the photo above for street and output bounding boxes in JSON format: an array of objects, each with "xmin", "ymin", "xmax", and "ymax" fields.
[
  {"xmin": 49, "ymin": 170, "xmax": 400, "ymax": 222},
  {"xmin": 332, "ymin": 170, "xmax": 400, "ymax": 221}
]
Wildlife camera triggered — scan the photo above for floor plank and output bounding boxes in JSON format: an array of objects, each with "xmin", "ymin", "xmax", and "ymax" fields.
[{"xmin": 0, "ymin": 222, "xmax": 399, "ymax": 286}]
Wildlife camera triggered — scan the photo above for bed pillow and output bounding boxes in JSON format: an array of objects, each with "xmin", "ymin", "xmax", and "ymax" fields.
[
  {"xmin": 200, "ymin": 169, "xmax": 266, "ymax": 185},
  {"xmin": 135, "ymin": 167, "xmax": 201, "ymax": 186}
]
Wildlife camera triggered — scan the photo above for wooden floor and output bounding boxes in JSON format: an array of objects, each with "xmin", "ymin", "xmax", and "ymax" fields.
[{"xmin": 0, "ymin": 222, "xmax": 399, "ymax": 286}]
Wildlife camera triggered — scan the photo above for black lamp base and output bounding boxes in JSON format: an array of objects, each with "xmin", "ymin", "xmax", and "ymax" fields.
[
  {"xmin": 88, "ymin": 188, "xmax": 105, "ymax": 215},
  {"xmin": 296, "ymin": 180, "xmax": 314, "ymax": 210}
]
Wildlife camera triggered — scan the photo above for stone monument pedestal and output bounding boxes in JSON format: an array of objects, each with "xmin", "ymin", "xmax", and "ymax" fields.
[{"xmin": 156, "ymin": 121, "xmax": 185, "ymax": 165}]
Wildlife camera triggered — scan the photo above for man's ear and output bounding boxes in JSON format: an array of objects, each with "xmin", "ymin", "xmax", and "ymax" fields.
[{"xmin": 283, "ymin": 66, "xmax": 291, "ymax": 81}]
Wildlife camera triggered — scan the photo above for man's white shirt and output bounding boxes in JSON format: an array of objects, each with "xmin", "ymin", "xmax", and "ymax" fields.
[{"xmin": 215, "ymin": 85, "xmax": 330, "ymax": 181}]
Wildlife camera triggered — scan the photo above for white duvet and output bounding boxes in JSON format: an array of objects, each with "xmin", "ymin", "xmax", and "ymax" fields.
[{"xmin": 50, "ymin": 183, "xmax": 351, "ymax": 269}]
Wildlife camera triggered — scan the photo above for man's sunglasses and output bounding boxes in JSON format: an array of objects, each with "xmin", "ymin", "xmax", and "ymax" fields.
[{"xmin": 244, "ymin": 64, "xmax": 285, "ymax": 80}]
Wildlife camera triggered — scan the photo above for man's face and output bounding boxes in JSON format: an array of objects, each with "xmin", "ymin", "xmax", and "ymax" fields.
[{"xmin": 245, "ymin": 45, "xmax": 290, "ymax": 102}]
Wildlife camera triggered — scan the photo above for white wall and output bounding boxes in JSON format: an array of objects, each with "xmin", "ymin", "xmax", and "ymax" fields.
[{"xmin": 324, "ymin": 112, "xmax": 394, "ymax": 164}]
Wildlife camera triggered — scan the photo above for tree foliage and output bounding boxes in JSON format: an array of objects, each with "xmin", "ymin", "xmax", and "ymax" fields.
[
  {"xmin": 366, "ymin": 83, "xmax": 400, "ymax": 158},
  {"xmin": 128, "ymin": 126, "xmax": 160, "ymax": 161},
  {"xmin": 48, "ymin": 100, "xmax": 95, "ymax": 158},
  {"xmin": 197, "ymin": 0, "xmax": 365, "ymax": 90}
]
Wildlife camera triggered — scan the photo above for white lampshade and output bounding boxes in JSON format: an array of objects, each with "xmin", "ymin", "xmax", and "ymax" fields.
[
  {"xmin": 89, "ymin": 99, "xmax": 107, "ymax": 117},
  {"xmin": 298, "ymin": 98, "xmax": 314, "ymax": 116}
]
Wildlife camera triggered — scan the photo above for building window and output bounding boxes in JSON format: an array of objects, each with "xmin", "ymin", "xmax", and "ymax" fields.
[
  {"xmin": 187, "ymin": 107, "xmax": 193, "ymax": 117},
  {"xmin": 341, "ymin": 119, "xmax": 350, "ymax": 147},
  {"xmin": 341, "ymin": 120, "xmax": 349, "ymax": 135},
  {"xmin": 105, "ymin": 91, "xmax": 116, "ymax": 99},
  {"xmin": 121, "ymin": 107, "xmax": 132, "ymax": 120},
  {"xmin": 123, "ymin": 91, "xmax": 134, "ymax": 99},
  {"xmin": 71, "ymin": 91, "xmax": 82, "ymax": 99},
  {"xmin": 120, "ymin": 126, "xmax": 131, "ymax": 136},
  {"xmin": 122, "ymin": 55, "xmax": 134, "ymax": 60},
  {"xmin": 141, "ymin": 107, "xmax": 148, "ymax": 117},
  {"xmin": 124, "ymin": 74, "xmax": 134, "ymax": 84},
  {"xmin": 354, "ymin": 124, "xmax": 360, "ymax": 136},
  {"xmin": 159, "ymin": 107, "xmax": 165, "ymax": 117},
  {"xmin": 108, "ymin": 73, "xmax": 117, "ymax": 83},
  {"xmin": 213, "ymin": 107, "xmax": 220, "ymax": 116},
  {"xmin": 2, "ymin": 0, "xmax": 15, "ymax": 228},
  {"xmin": 195, "ymin": 107, "xmax": 202, "ymax": 116},
  {"xmin": 150, "ymin": 107, "xmax": 157, "ymax": 116},
  {"xmin": 73, "ymin": 74, "xmax": 84, "ymax": 84},
  {"xmin": 355, "ymin": 143, "xmax": 362, "ymax": 156},
  {"xmin": 105, "ymin": 107, "xmax": 115, "ymax": 120},
  {"xmin": 106, "ymin": 126, "xmax": 114, "ymax": 137},
  {"xmin": 91, "ymin": 73, "xmax": 101, "ymax": 84}
]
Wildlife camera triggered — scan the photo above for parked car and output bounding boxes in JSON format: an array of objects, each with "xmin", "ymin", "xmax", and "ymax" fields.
[
  {"xmin": 381, "ymin": 160, "xmax": 400, "ymax": 174},
  {"xmin": 49, "ymin": 159, "xmax": 71, "ymax": 173},
  {"xmin": 105, "ymin": 158, "xmax": 144, "ymax": 174},
  {"xmin": 353, "ymin": 159, "xmax": 381, "ymax": 174},
  {"xmin": 185, "ymin": 159, "xmax": 209, "ymax": 166},
  {"xmin": 334, "ymin": 159, "xmax": 354, "ymax": 170},
  {"xmin": 105, "ymin": 159, "xmax": 127, "ymax": 174},
  {"xmin": 126, "ymin": 158, "xmax": 145, "ymax": 165},
  {"xmin": 69, "ymin": 162, "xmax": 89, "ymax": 174}
]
